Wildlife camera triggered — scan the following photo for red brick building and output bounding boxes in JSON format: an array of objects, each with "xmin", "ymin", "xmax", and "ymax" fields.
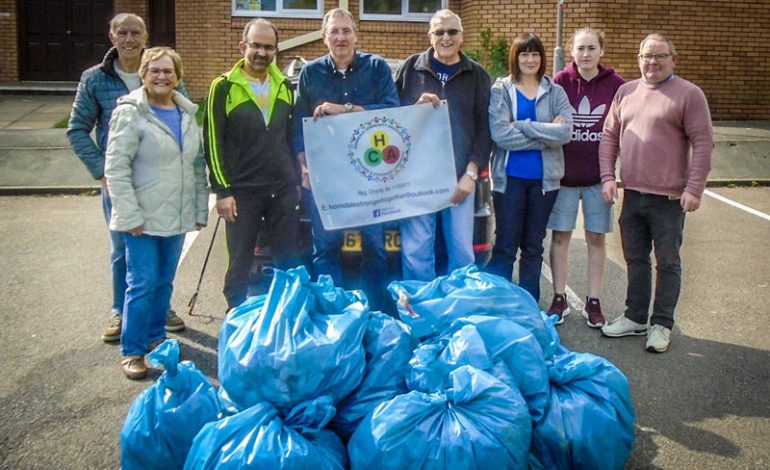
[{"xmin": 3, "ymin": 0, "xmax": 769, "ymax": 119}]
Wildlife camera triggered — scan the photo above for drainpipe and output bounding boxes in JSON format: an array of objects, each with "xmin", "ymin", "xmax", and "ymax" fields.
[{"xmin": 553, "ymin": 0, "xmax": 565, "ymax": 74}]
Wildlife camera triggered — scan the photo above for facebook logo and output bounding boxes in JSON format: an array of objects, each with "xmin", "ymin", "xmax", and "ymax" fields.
[{"xmin": 373, "ymin": 209, "xmax": 382, "ymax": 218}]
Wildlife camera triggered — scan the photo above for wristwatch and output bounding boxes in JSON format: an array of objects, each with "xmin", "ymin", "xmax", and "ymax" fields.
[
  {"xmin": 465, "ymin": 169, "xmax": 478, "ymax": 181},
  {"xmin": 344, "ymin": 102, "xmax": 353, "ymax": 112}
]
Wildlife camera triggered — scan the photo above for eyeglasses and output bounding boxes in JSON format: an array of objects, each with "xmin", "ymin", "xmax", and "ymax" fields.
[
  {"xmin": 638, "ymin": 53, "xmax": 672, "ymax": 62},
  {"xmin": 147, "ymin": 68, "xmax": 175, "ymax": 76},
  {"xmin": 245, "ymin": 42, "xmax": 276, "ymax": 53},
  {"xmin": 431, "ymin": 29, "xmax": 461, "ymax": 37}
]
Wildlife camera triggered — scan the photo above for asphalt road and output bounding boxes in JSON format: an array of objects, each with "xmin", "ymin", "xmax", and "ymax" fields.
[{"xmin": 0, "ymin": 188, "xmax": 768, "ymax": 469}]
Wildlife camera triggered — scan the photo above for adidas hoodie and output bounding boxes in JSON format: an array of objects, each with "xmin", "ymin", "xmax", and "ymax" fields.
[{"xmin": 553, "ymin": 62, "xmax": 624, "ymax": 187}]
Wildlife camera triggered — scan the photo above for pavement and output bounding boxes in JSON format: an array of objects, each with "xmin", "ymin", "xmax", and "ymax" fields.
[{"xmin": 1, "ymin": 93, "xmax": 769, "ymax": 194}]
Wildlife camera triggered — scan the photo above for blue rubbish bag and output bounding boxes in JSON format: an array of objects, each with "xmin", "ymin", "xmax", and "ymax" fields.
[
  {"xmin": 184, "ymin": 396, "xmax": 347, "ymax": 470},
  {"xmin": 217, "ymin": 294, "xmax": 267, "ymax": 414},
  {"xmin": 348, "ymin": 365, "xmax": 532, "ymax": 470},
  {"xmin": 218, "ymin": 266, "xmax": 368, "ymax": 413},
  {"xmin": 330, "ymin": 312, "xmax": 414, "ymax": 440},
  {"xmin": 219, "ymin": 294, "xmax": 266, "ymax": 350},
  {"xmin": 407, "ymin": 315, "xmax": 550, "ymax": 422},
  {"xmin": 529, "ymin": 351, "xmax": 636, "ymax": 470},
  {"xmin": 388, "ymin": 265, "xmax": 557, "ymax": 358},
  {"xmin": 407, "ymin": 324, "xmax": 496, "ymax": 392},
  {"xmin": 120, "ymin": 339, "xmax": 223, "ymax": 470}
]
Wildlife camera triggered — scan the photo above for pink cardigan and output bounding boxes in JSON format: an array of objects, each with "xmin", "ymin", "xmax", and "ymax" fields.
[{"xmin": 599, "ymin": 76, "xmax": 714, "ymax": 197}]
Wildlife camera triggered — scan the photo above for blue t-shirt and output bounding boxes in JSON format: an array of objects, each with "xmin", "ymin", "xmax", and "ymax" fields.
[
  {"xmin": 430, "ymin": 55, "xmax": 460, "ymax": 86},
  {"xmin": 151, "ymin": 104, "xmax": 183, "ymax": 151},
  {"xmin": 506, "ymin": 89, "xmax": 543, "ymax": 180}
]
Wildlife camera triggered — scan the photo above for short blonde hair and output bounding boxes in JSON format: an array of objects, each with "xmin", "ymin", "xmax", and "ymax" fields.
[
  {"xmin": 139, "ymin": 47, "xmax": 184, "ymax": 80},
  {"xmin": 639, "ymin": 33, "xmax": 676, "ymax": 55},
  {"xmin": 322, "ymin": 8, "xmax": 356, "ymax": 33}
]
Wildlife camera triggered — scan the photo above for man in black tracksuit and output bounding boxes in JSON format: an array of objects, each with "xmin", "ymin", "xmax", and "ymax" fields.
[{"xmin": 204, "ymin": 18, "xmax": 299, "ymax": 309}]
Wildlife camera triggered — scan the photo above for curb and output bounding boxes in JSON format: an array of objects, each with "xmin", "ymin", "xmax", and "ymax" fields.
[
  {"xmin": 1, "ymin": 180, "xmax": 768, "ymax": 197},
  {"xmin": 0, "ymin": 186, "xmax": 100, "ymax": 196}
]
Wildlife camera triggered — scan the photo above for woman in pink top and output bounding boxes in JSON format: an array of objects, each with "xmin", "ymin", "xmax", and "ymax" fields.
[{"xmin": 546, "ymin": 28, "xmax": 624, "ymax": 327}]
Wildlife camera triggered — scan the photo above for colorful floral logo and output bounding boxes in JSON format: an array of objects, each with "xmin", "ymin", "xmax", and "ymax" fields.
[{"xmin": 348, "ymin": 116, "xmax": 411, "ymax": 182}]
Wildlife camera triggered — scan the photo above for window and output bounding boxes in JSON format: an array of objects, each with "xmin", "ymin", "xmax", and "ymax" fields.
[
  {"xmin": 233, "ymin": 0, "xmax": 322, "ymax": 18},
  {"xmin": 361, "ymin": 0, "xmax": 447, "ymax": 21}
]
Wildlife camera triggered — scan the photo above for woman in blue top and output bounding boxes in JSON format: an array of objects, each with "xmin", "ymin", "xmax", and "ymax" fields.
[{"xmin": 486, "ymin": 33, "xmax": 573, "ymax": 303}]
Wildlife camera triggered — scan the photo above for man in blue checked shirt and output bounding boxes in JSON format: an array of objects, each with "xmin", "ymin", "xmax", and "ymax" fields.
[{"xmin": 294, "ymin": 7, "xmax": 399, "ymax": 311}]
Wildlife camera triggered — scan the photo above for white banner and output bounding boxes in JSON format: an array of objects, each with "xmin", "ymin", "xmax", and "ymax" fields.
[{"xmin": 303, "ymin": 102, "xmax": 457, "ymax": 230}]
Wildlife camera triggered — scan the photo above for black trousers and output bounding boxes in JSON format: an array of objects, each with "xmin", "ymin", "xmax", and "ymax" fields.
[
  {"xmin": 620, "ymin": 189, "xmax": 686, "ymax": 329},
  {"xmin": 223, "ymin": 188, "xmax": 299, "ymax": 309}
]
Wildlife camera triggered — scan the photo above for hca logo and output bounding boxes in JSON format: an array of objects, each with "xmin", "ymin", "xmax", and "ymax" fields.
[{"xmin": 348, "ymin": 117, "xmax": 411, "ymax": 182}]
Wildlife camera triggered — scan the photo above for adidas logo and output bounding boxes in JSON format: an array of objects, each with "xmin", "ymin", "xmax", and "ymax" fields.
[
  {"xmin": 571, "ymin": 96, "xmax": 606, "ymax": 142},
  {"xmin": 572, "ymin": 96, "xmax": 606, "ymax": 129}
]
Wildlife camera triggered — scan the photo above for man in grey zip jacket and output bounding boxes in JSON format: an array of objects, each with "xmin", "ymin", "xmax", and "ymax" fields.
[{"xmin": 394, "ymin": 9, "xmax": 491, "ymax": 281}]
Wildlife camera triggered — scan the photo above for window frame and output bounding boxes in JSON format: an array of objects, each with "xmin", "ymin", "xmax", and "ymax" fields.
[
  {"xmin": 232, "ymin": 0, "xmax": 323, "ymax": 19},
  {"xmin": 360, "ymin": 0, "xmax": 448, "ymax": 22}
]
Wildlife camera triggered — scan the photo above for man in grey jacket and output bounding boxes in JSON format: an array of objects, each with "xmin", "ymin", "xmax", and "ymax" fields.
[
  {"xmin": 67, "ymin": 13, "xmax": 186, "ymax": 342},
  {"xmin": 394, "ymin": 9, "xmax": 492, "ymax": 281}
]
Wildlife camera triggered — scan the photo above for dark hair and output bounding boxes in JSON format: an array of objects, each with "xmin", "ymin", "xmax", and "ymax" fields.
[
  {"xmin": 242, "ymin": 18, "xmax": 279, "ymax": 45},
  {"xmin": 508, "ymin": 32, "xmax": 547, "ymax": 82}
]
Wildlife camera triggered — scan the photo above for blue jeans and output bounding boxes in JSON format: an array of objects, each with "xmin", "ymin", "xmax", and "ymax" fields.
[
  {"xmin": 619, "ymin": 190, "xmax": 686, "ymax": 330},
  {"xmin": 486, "ymin": 177, "xmax": 558, "ymax": 303},
  {"xmin": 102, "ymin": 191, "xmax": 127, "ymax": 316},
  {"xmin": 305, "ymin": 188, "xmax": 387, "ymax": 310},
  {"xmin": 400, "ymin": 191, "xmax": 475, "ymax": 281},
  {"xmin": 121, "ymin": 233, "xmax": 184, "ymax": 357}
]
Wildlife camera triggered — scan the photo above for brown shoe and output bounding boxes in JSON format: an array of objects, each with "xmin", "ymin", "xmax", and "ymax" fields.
[
  {"xmin": 101, "ymin": 314, "xmax": 122, "ymax": 343},
  {"xmin": 121, "ymin": 355, "xmax": 147, "ymax": 380}
]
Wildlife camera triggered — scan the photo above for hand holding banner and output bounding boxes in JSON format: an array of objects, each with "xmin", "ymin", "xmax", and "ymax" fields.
[{"xmin": 303, "ymin": 102, "xmax": 457, "ymax": 230}]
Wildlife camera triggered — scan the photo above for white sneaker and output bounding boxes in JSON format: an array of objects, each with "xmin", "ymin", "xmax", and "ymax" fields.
[
  {"xmin": 646, "ymin": 325, "xmax": 671, "ymax": 353},
  {"xmin": 601, "ymin": 315, "xmax": 649, "ymax": 337}
]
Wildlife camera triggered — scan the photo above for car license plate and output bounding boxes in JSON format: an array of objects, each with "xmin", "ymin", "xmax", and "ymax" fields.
[{"xmin": 342, "ymin": 229, "xmax": 400, "ymax": 253}]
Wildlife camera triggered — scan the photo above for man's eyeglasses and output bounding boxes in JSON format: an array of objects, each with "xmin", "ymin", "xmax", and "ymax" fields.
[
  {"xmin": 246, "ymin": 42, "xmax": 276, "ymax": 53},
  {"xmin": 638, "ymin": 53, "xmax": 672, "ymax": 62},
  {"xmin": 431, "ymin": 29, "xmax": 462, "ymax": 37},
  {"xmin": 147, "ymin": 68, "xmax": 175, "ymax": 77}
]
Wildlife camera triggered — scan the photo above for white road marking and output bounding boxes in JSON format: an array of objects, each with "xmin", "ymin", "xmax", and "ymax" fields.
[
  {"xmin": 178, "ymin": 194, "xmax": 217, "ymax": 268},
  {"xmin": 703, "ymin": 189, "xmax": 770, "ymax": 222}
]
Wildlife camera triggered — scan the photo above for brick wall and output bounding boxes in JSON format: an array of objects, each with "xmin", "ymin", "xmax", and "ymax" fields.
[
  {"xmin": 462, "ymin": 0, "xmax": 770, "ymax": 119},
  {"xmin": 0, "ymin": 0, "xmax": 18, "ymax": 81},
  {"xmin": 6, "ymin": 1, "xmax": 768, "ymax": 119},
  {"xmin": 177, "ymin": 0, "xmax": 463, "ymax": 99}
]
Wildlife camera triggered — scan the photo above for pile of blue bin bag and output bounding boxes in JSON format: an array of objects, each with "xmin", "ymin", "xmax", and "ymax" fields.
[{"xmin": 121, "ymin": 264, "xmax": 636, "ymax": 469}]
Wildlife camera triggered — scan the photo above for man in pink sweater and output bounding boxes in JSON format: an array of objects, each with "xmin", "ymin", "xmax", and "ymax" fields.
[{"xmin": 598, "ymin": 33, "xmax": 714, "ymax": 353}]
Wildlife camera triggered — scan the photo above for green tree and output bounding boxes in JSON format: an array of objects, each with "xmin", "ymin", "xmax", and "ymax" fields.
[{"xmin": 466, "ymin": 28, "xmax": 510, "ymax": 79}]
